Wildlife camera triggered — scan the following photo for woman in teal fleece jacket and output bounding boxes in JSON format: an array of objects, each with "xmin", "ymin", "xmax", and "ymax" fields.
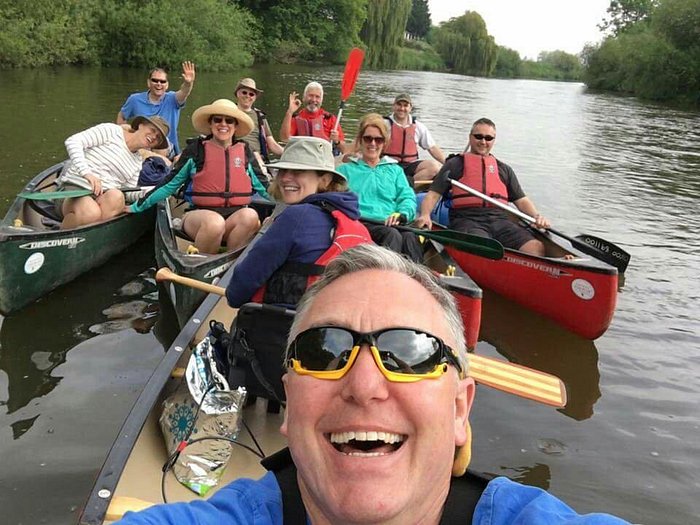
[{"xmin": 337, "ymin": 113, "xmax": 422, "ymax": 262}]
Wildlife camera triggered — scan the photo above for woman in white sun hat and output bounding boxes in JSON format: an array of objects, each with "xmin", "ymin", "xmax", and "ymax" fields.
[
  {"xmin": 125, "ymin": 99, "xmax": 269, "ymax": 254},
  {"xmin": 225, "ymin": 136, "xmax": 372, "ymax": 308}
]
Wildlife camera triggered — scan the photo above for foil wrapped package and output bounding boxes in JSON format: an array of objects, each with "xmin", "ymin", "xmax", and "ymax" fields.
[{"xmin": 159, "ymin": 335, "xmax": 247, "ymax": 496}]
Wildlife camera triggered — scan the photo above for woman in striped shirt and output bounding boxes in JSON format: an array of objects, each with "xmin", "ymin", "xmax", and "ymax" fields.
[{"xmin": 58, "ymin": 115, "xmax": 169, "ymax": 229}]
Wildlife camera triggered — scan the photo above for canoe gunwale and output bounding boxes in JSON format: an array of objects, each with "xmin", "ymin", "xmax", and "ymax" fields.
[{"xmin": 78, "ymin": 265, "xmax": 237, "ymax": 524}]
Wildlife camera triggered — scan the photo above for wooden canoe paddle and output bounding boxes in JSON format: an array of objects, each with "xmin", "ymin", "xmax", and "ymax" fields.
[
  {"xmin": 333, "ymin": 47, "xmax": 365, "ymax": 132},
  {"xmin": 449, "ymin": 178, "xmax": 631, "ymax": 272},
  {"xmin": 155, "ymin": 268, "xmax": 566, "ymax": 408}
]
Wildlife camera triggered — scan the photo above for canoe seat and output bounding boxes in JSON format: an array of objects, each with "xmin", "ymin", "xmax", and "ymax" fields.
[
  {"xmin": 28, "ymin": 198, "xmax": 62, "ymax": 223},
  {"xmin": 227, "ymin": 303, "xmax": 296, "ymax": 405}
]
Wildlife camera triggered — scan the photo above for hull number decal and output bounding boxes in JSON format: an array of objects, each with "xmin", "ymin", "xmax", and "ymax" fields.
[
  {"xmin": 19, "ymin": 237, "xmax": 85, "ymax": 250},
  {"xmin": 24, "ymin": 252, "xmax": 45, "ymax": 274},
  {"xmin": 571, "ymin": 278, "xmax": 595, "ymax": 300}
]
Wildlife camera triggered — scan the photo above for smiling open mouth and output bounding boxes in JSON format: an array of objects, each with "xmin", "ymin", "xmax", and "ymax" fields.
[{"xmin": 329, "ymin": 431, "xmax": 405, "ymax": 456}]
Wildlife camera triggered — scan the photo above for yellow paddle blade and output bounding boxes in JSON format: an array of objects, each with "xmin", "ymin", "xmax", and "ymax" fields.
[{"xmin": 467, "ymin": 354, "xmax": 567, "ymax": 407}]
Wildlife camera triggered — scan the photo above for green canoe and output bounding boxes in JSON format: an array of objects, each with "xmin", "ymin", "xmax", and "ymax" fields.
[{"xmin": 0, "ymin": 162, "xmax": 155, "ymax": 315}]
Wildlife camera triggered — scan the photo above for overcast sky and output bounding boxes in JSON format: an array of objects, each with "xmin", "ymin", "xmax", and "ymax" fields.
[{"xmin": 428, "ymin": 0, "xmax": 611, "ymax": 59}]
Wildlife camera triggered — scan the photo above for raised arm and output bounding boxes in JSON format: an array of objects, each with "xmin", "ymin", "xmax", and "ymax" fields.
[
  {"xmin": 175, "ymin": 61, "xmax": 196, "ymax": 105},
  {"xmin": 280, "ymin": 91, "xmax": 301, "ymax": 141}
]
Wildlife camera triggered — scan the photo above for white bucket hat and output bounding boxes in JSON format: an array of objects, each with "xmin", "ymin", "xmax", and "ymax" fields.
[
  {"xmin": 191, "ymin": 99, "xmax": 254, "ymax": 137},
  {"xmin": 266, "ymin": 137, "xmax": 346, "ymax": 182}
]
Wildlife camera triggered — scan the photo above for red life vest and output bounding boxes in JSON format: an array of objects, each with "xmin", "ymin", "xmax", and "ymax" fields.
[
  {"xmin": 251, "ymin": 205, "xmax": 372, "ymax": 305},
  {"xmin": 293, "ymin": 112, "xmax": 331, "ymax": 139},
  {"xmin": 185, "ymin": 141, "xmax": 252, "ymax": 208},
  {"xmin": 451, "ymin": 153, "xmax": 508, "ymax": 208},
  {"xmin": 384, "ymin": 117, "xmax": 419, "ymax": 163}
]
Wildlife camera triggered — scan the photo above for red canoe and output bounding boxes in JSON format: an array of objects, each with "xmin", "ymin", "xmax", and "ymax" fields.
[{"xmin": 444, "ymin": 229, "xmax": 618, "ymax": 340}]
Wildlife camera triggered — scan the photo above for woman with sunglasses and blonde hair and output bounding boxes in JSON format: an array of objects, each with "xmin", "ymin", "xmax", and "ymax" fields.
[
  {"xmin": 125, "ymin": 99, "xmax": 269, "ymax": 254},
  {"xmin": 337, "ymin": 113, "xmax": 422, "ymax": 262}
]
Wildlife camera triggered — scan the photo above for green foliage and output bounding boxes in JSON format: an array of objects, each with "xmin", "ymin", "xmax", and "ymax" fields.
[
  {"xmin": 238, "ymin": 0, "xmax": 367, "ymax": 63},
  {"xmin": 585, "ymin": 0, "xmax": 699, "ymax": 104},
  {"xmin": 0, "ymin": 0, "xmax": 97, "ymax": 68},
  {"xmin": 493, "ymin": 46, "xmax": 522, "ymax": 78},
  {"xmin": 406, "ymin": 0, "xmax": 431, "ymax": 39},
  {"xmin": 361, "ymin": 0, "xmax": 412, "ymax": 69},
  {"xmin": 432, "ymin": 11, "xmax": 497, "ymax": 76},
  {"xmin": 397, "ymin": 41, "xmax": 444, "ymax": 71},
  {"xmin": 598, "ymin": 0, "xmax": 659, "ymax": 35},
  {"xmin": 91, "ymin": 0, "xmax": 257, "ymax": 70}
]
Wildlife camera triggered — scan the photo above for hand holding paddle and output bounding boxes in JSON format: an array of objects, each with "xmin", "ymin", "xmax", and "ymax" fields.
[
  {"xmin": 155, "ymin": 268, "xmax": 565, "ymax": 407},
  {"xmin": 449, "ymin": 178, "xmax": 631, "ymax": 272}
]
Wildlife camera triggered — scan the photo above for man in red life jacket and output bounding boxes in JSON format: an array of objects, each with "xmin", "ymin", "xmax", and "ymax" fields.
[
  {"xmin": 279, "ymin": 82, "xmax": 349, "ymax": 155},
  {"xmin": 384, "ymin": 94, "xmax": 446, "ymax": 186},
  {"xmin": 414, "ymin": 117, "xmax": 550, "ymax": 256}
]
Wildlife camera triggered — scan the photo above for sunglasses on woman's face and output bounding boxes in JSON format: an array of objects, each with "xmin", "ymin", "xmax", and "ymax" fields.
[
  {"xmin": 150, "ymin": 78, "xmax": 168, "ymax": 84},
  {"xmin": 287, "ymin": 326, "xmax": 463, "ymax": 383},
  {"xmin": 472, "ymin": 134, "xmax": 495, "ymax": 142},
  {"xmin": 211, "ymin": 116, "xmax": 237, "ymax": 125},
  {"xmin": 238, "ymin": 89, "xmax": 257, "ymax": 97},
  {"xmin": 362, "ymin": 135, "xmax": 385, "ymax": 145}
]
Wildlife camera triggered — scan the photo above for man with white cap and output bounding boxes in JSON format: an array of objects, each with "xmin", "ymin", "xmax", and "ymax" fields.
[{"xmin": 234, "ymin": 77, "xmax": 284, "ymax": 162}]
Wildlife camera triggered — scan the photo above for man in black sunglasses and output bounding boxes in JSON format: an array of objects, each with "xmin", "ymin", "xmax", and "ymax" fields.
[
  {"xmin": 117, "ymin": 244, "xmax": 628, "ymax": 524},
  {"xmin": 415, "ymin": 117, "xmax": 551, "ymax": 257},
  {"xmin": 117, "ymin": 61, "xmax": 196, "ymax": 158}
]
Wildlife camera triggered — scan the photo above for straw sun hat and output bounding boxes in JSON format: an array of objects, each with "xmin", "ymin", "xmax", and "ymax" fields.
[
  {"xmin": 191, "ymin": 99, "xmax": 254, "ymax": 137},
  {"xmin": 265, "ymin": 136, "xmax": 346, "ymax": 183}
]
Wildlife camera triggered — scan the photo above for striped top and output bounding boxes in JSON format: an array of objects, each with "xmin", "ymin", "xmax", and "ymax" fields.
[{"xmin": 60, "ymin": 123, "xmax": 143, "ymax": 190}]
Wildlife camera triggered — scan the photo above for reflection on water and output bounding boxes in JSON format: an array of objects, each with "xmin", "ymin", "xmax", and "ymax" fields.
[
  {"xmin": 1, "ymin": 66, "xmax": 699, "ymax": 524},
  {"xmin": 479, "ymin": 290, "xmax": 601, "ymax": 421}
]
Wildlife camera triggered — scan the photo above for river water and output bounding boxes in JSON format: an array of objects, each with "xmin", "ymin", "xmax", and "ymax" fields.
[{"xmin": 1, "ymin": 66, "xmax": 698, "ymax": 524}]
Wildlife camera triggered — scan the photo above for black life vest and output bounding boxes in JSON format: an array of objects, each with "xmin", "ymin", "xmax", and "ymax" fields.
[
  {"xmin": 250, "ymin": 201, "xmax": 372, "ymax": 305},
  {"xmin": 262, "ymin": 447, "xmax": 491, "ymax": 525},
  {"xmin": 184, "ymin": 141, "xmax": 252, "ymax": 208},
  {"xmin": 384, "ymin": 116, "xmax": 419, "ymax": 163},
  {"xmin": 451, "ymin": 153, "xmax": 508, "ymax": 208},
  {"xmin": 253, "ymin": 108, "xmax": 269, "ymax": 161}
]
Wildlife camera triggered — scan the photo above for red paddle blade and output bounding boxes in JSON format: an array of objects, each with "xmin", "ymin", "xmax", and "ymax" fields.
[{"xmin": 340, "ymin": 48, "xmax": 365, "ymax": 101}]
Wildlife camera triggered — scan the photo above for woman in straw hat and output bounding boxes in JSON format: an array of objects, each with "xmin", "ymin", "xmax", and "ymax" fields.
[
  {"xmin": 57, "ymin": 115, "xmax": 170, "ymax": 229},
  {"xmin": 125, "ymin": 99, "xmax": 270, "ymax": 254},
  {"xmin": 225, "ymin": 136, "xmax": 371, "ymax": 308},
  {"xmin": 337, "ymin": 113, "xmax": 422, "ymax": 262}
]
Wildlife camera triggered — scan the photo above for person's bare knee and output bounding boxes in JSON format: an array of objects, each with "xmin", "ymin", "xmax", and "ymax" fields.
[
  {"xmin": 98, "ymin": 189, "xmax": 126, "ymax": 220},
  {"xmin": 414, "ymin": 160, "xmax": 441, "ymax": 181},
  {"xmin": 518, "ymin": 239, "xmax": 546, "ymax": 257}
]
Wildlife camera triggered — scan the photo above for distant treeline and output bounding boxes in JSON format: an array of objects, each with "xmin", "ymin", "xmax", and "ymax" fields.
[
  {"xmin": 0, "ymin": 0, "xmax": 583, "ymax": 84},
  {"xmin": 9, "ymin": 0, "xmax": 694, "ymax": 106},
  {"xmin": 0, "ymin": 0, "xmax": 365, "ymax": 70},
  {"xmin": 583, "ymin": 0, "xmax": 699, "ymax": 105}
]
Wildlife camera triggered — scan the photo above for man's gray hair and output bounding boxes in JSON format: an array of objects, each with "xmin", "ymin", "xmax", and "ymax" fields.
[
  {"xmin": 304, "ymin": 81, "xmax": 324, "ymax": 98},
  {"xmin": 287, "ymin": 244, "xmax": 468, "ymax": 372}
]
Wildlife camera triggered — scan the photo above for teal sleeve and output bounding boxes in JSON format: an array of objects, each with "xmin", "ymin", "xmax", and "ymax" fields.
[
  {"xmin": 247, "ymin": 164, "xmax": 270, "ymax": 199},
  {"xmin": 394, "ymin": 168, "xmax": 417, "ymax": 221},
  {"xmin": 129, "ymin": 159, "xmax": 195, "ymax": 213}
]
